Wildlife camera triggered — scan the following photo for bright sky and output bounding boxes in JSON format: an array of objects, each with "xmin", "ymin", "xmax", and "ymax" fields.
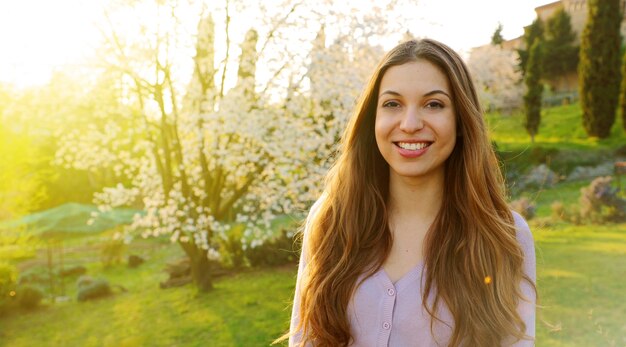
[{"xmin": 0, "ymin": 0, "xmax": 555, "ymax": 88}]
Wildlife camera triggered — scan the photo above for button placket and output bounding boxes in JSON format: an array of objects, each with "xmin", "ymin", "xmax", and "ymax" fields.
[{"xmin": 378, "ymin": 283, "xmax": 396, "ymax": 346}]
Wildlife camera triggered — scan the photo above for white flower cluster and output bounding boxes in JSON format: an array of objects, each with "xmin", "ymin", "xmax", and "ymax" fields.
[{"xmin": 467, "ymin": 45, "xmax": 524, "ymax": 113}]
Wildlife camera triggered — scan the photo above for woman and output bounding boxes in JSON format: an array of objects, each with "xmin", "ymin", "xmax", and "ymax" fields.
[{"xmin": 288, "ymin": 39, "xmax": 536, "ymax": 346}]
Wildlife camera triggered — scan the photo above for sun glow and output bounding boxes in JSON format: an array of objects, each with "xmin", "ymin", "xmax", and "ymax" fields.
[{"xmin": 0, "ymin": 0, "xmax": 107, "ymax": 88}]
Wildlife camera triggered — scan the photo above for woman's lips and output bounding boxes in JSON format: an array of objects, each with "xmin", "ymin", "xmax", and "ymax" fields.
[{"xmin": 394, "ymin": 141, "xmax": 432, "ymax": 158}]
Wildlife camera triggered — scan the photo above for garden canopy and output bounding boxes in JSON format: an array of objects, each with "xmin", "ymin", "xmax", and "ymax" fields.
[{"xmin": 0, "ymin": 203, "xmax": 142, "ymax": 238}]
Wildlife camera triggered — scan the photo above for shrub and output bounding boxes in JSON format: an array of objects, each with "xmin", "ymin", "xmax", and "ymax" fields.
[
  {"xmin": 17, "ymin": 285, "xmax": 44, "ymax": 309},
  {"xmin": 551, "ymin": 200, "xmax": 564, "ymax": 221},
  {"xmin": 76, "ymin": 275, "xmax": 96, "ymax": 288},
  {"xmin": 0, "ymin": 262, "xmax": 18, "ymax": 315},
  {"xmin": 579, "ymin": 176, "xmax": 626, "ymax": 222},
  {"xmin": 497, "ymin": 146, "xmax": 562, "ymax": 193},
  {"xmin": 127, "ymin": 254, "xmax": 145, "ymax": 268},
  {"xmin": 246, "ymin": 227, "xmax": 299, "ymax": 267},
  {"xmin": 59, "ymin": 265, "xmax": 87, "ymax": 278},
  {"xmin": 0, "ymin": 262, "xmax": 17, "ymax": 297},
  {"xmin": 615, "ymin": 144, "xmax": 626, "ymax": 157},
  {"xmin": 521, "ymin": 164, "xmax": 559, "ymax": 189},
  {"xmin": 77, "ymin": 278, "xmax": 111, "ymax": 302},
  {"xmin": 509, "ymin": 197, "xmax": 536, "ymax": 220},
  {"xmin": 216, "ymin": 224, "xmax": 246, "ymax": 269},
  {"xmin": 550, "ymin": 200, "xmax": 582, "ymax": 224}
]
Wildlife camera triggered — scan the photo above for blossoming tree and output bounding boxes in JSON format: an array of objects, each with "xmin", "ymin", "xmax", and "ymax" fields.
[
  {"xmin": 55, "ymin": 0, "xmax": 414, "ymax": 291},
  {"xmin": 467, "ymin": 44, "xmax": 524, "ymax": 113}
]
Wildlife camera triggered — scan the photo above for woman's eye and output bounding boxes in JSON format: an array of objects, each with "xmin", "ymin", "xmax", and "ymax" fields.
[
  {"xmin": 382, "ymin": 101, "xmax": 401, "ymax": 108},
  {"xmin": 425, "ymin": 101, "xmax": 444, "ymax": 109}
]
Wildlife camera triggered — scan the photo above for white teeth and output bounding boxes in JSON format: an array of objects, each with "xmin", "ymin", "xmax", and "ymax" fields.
[{"xmin": 397, "ymin": 142, "xmax": 429, "ymax": 150}]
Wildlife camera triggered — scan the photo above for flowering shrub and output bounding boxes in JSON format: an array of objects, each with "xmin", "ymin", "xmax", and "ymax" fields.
[{"xmin": 579, "ymin": 176, "xmax": 626, "ymax": 223}]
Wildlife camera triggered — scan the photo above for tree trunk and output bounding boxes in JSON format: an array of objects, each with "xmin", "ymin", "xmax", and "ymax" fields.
[{"xmin": 189, "ymin": 249, "xmax": 213, "ymax": 292}]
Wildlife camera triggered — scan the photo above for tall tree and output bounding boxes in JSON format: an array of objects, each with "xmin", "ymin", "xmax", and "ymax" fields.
[
  {"xmin": 524, "ymin": 41, "xmax": 543, "ymax": 143},
  {"xmin": 579, "ymin": 0, "xmax": 622, "ymax": 138},
  {"xmin": 58, "ymin": 0, "xmax": 308, "ymax": 291},
  {"xmin": 517, "ymin": 18, "xmax": 544, "ymax": 77},
  {"xmin": 491, "ymin": 22, "xmax": 504, "ymax": 46},
  {"xmin": 543, "ymin": 8, "xmax": 578, "ymax": 82},
  {"xmin": 620, "ymin": 51, "xmax": 626, "ymax": 132},
  {"xmin": 236, "ymin": 28, "xmax": 259, "ymax": 101}
]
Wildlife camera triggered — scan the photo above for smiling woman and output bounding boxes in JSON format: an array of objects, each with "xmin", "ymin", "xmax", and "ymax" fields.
[
  {"xmin": 285, "ymin": 38, "xmax": 537, "ymax": 347},
  {"xmin": 0, "ymin": 0, "xmax": 106, "ymax": 88}
]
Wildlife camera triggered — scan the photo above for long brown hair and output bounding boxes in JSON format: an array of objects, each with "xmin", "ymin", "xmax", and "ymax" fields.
[{"xmin": 295, "ymin": 39, "xmax": 535, "ymax": 346}]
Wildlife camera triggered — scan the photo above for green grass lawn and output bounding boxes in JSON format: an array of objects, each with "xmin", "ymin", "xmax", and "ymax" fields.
[
  {"xmin": 0, "ymin": 240, "xmax": 297, "ymax": 347},
  {"xmin": 533, "ymin": 223, "xmax": 626, "ymax": 347},
  {"xmin": 486, "ymin": 102, "xmax": 626, "ymax": 151},
  {"xmin": 1, "ymin": 219, "xmax": 625, "ymax": 347}
]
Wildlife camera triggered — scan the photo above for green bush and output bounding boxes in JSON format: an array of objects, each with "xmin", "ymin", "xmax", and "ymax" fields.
[
  {"xmin": 0, "ymin": 262, "xmax": 17, "ymax": 297},
  {"xmin": 615, "ymin": 144, "xmax": 626, "ymax": 157},
  {"xmin": 550, "ymin": 149, "xmax": 611, "ymax": 175},
  {"xmin": 17, "ymin": 285, "xmax": 44, "ymax": 309},
  {"xmin": 498, "ymin": 146, "xmax": 560, "ymax": 174},
  {"xmin": 218, "ymin": 224, "xmax": 246, "ymax": 269},
  {"xmin": 246, "ymin": 227, "xmax": 299, "ymax": 267},
  {"xmin": 0, "ymin": 262, "xmax": 18, "ymax": 314},
  {"xmin": 77, "ymin": 278, "xmax": 111, "ymax": 302}
]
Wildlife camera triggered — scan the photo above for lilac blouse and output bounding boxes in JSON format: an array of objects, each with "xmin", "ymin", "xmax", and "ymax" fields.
[{"xmin": 289, "ymin": 201, "xmax": 536, "ymax": 347}]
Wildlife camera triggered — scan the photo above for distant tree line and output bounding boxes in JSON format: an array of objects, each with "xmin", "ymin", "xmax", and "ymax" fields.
[{"xmin": 500, "ymin": 1, "xmax": 626, "ymax": 141}]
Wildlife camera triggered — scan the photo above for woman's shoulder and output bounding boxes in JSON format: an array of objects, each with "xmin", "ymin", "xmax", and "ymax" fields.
[
  {"xmin": 303, "ymin": 193, "xmax": 327, "ymax": 235},
  {"xmin": 510, "ymin": 210, "xmax": 536, "ymax": 281},
  {"xmin": 510, "ymin": 210, "xmax": 534, "ymax": 248}
]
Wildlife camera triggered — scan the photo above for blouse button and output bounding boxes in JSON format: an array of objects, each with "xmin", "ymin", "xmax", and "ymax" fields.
[
  {"xmin": 382, "ymin": 321, "xmax": 391, "ymax": 330},
  {"xmin": 387, "ymin": 288, "xmax": 395, "ymax": 296}
]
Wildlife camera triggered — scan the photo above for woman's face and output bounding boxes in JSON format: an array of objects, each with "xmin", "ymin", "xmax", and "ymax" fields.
[{"xmin": 374, "ymin": 60, "xmax": 457, "ymax": 182}]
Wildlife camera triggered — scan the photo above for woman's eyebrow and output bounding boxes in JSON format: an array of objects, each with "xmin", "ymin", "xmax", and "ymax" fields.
[
  {"xmin": 379, "ymin": 89, "xmax": 451, "ymax": 99},
  {"xmin": 423, "ymin": 89, "xmax": 451, "ymax": 99},
  {"xmin": 379, "ymin": 90, "xmax": 401, "ymax": 98}
]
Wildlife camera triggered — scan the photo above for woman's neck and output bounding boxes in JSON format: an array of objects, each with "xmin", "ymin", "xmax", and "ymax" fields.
[{"xmin": 387, "ymin": 171, "xmax": 444, "ymax": 223}]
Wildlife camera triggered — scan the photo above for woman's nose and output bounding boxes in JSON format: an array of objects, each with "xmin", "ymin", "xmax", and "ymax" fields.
[{"xmin": 399, "ymin": 106, "xmax": 424, "ymax": 132}]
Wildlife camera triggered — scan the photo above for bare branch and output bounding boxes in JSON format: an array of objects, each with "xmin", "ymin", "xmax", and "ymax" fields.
[
  {"xmin": 257, "ymin": 0, "xmax": 305, "ymax": 57},
  {"xmin": 218, "ymin": 0, "xmax": 231, "ymax": 98}
]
